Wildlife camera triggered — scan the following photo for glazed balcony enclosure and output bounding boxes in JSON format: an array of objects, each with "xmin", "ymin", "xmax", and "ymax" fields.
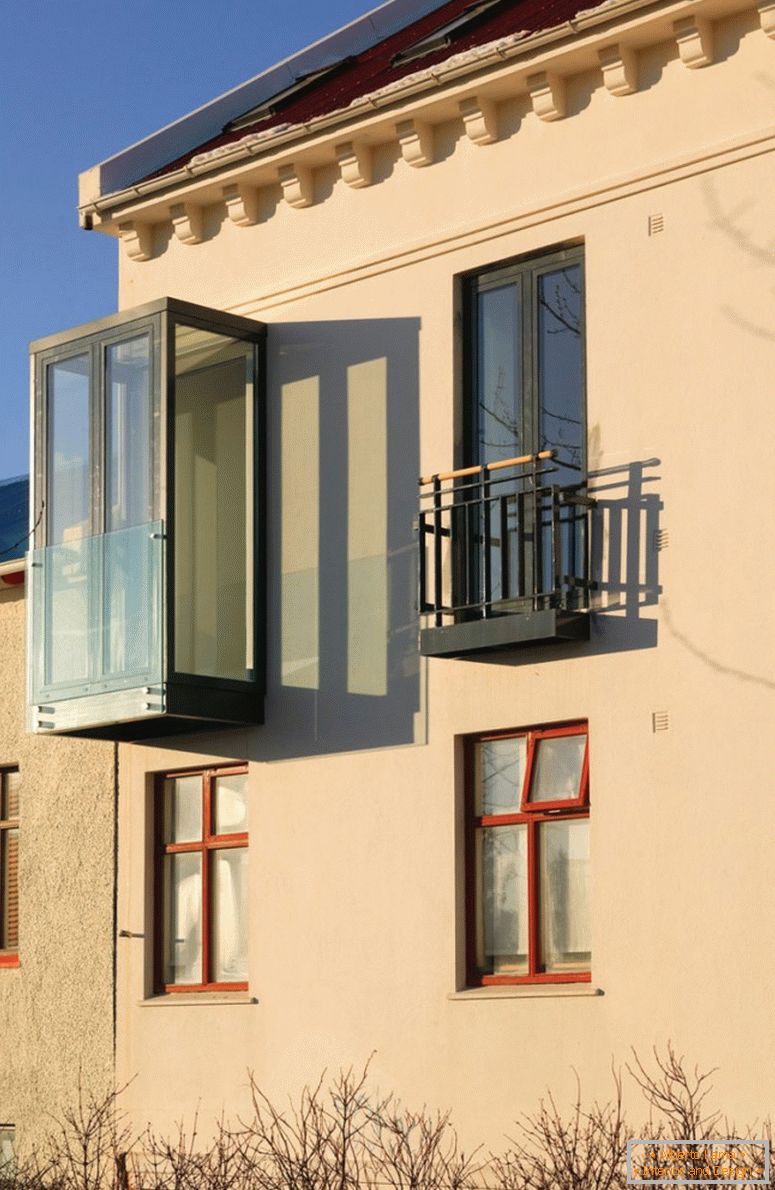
[
  {"xmin": 28, "ymin": 298, "xmax": 266, "ymax": 738},
  {"xmin": 419, "ymin": 452, "xmax": 595, "ymax": 657}
]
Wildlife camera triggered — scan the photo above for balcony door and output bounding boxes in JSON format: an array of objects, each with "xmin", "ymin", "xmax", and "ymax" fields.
[{"xmin": 464, "ymin": 245, "xmax": 586, "ymax": 611}]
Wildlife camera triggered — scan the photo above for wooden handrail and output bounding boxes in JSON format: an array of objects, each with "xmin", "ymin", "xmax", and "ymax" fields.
[{"xmin": 419, "ymin": 450, "xmax": 555, "ymax": 487}]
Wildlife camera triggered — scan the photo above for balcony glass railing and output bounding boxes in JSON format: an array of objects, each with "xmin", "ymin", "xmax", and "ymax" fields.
[{"xmin": 29, "ymin": 521, "xmax": 163, "ymax": 704}]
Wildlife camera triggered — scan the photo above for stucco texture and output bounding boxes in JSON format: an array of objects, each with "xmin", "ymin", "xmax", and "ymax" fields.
[{"xmin": 0, "ymin": 586, "xmax": 116, "ymax": 1154}]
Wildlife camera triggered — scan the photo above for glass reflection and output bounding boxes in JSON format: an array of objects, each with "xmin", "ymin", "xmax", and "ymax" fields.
[{"xmin": 539, "ymin": 819, "xmax": 590, "ymax": 971}]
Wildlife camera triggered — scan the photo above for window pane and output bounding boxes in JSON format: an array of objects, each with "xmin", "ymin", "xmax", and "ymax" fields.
[
  {"xmin": 48, "ymin": 354, "xmax": 91, "ymax": 544},
  {"xmin": 537, "ymin": 265, "xmax": 584, "ymax": 481},
  {"xmin": 163, "ymin": 852, "xmax": 202, "ymax": 985},
  {"xmin": 477, "ymin": 284, "xmax": 522, "ymax": 464},
  {"xmin": 211, "ymin": 848, "xmax": 248, "ymax": 983},
  {"xmin": 1, "ymin": 772, "xmax": 19, "ymax": 821},
  {"xmin": 214, "ymin": 773, "xmax": 248, "ymax": 835},
  {"xmin": 539, "ymin": 819, "xmax": 590, "ymax": 972},
  {"xmin": 530, "ymin": 733, "xmax": 586, "ymax": 802},
  {"xmin": 174, "ymin": 326, "xmax": 253, "ymax": 681},
  {"xmin": 1, "ymin": 828, "xmax": 19, "ymax": 951},
  {"xmin": 163, "ymin": 776, "xmax": 202, "ymax": 844},
  {"xmin": 0, "ymin": 1128, "xmax": 14, "ymax": 1174},
  {"xmin": 475, "ymin": 737, "xmax": 527, "ymax": 815},
  {"xmin": 106, "ymin": 335, "xmax": 152, "ymax": 532},
  {"xmin": 476, "ymin": 823, "xmax": 528, "ymax": 975}
]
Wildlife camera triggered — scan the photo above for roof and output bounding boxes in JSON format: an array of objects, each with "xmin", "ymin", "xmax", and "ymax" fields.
[
  {"xmin": 0, "ymin": 476, "xmax": 29, "ymax": 564},
  {"xmin": 142, "ymin": 0, "xmax": 594, "ymax": 185}
]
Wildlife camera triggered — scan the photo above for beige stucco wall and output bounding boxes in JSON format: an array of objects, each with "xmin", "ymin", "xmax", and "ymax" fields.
[
  {"xmin": 111, "ymin": 4, "xmax": 775, "ymax": 1146},
  {"xmin": 0, "ymin": 585, "xmax": 116, "ymax": 1153}
]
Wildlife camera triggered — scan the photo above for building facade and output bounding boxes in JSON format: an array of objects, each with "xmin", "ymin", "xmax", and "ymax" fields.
[
  {"xmin": 22, "ymin": 0, "xmax": 775, "ymax": 1148},
  {"xmin": 0, "ymin": 477, "xmax": 116, "ymax": 1155}
]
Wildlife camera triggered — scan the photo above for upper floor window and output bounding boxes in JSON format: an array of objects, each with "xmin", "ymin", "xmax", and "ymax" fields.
[
  {"xmin": 156, "ymin": 765, "xmax": 249, "ymax": 993},
  {"xmin": 466, "ymin": 723, "xmax": 590, "ymax": 985},
  {"xmin": 0, "ymin": 768, "xmax": 19, "ymax": 966},
  {"xmin": 464, "ymin": 243, "xmax": 586, "ymax": 483}
]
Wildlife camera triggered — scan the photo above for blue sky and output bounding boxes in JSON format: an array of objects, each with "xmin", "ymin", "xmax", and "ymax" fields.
[{"xmin": 0, "ymin": 0, "xmax": 377, "ymax": 482}]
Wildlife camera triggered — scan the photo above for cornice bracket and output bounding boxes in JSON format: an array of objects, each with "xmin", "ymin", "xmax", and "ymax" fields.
[
  {"xmin": 223, "ymin": 182, "xmax": 261, "ymax": 226},
  {"xmin": 598, "ymin": 44, "xmax": 638, "ymax": 95},
  {"xmin": 673, "ymin": 15, "xmax": 714, "ymax": 67},
  {"xmin": 527, "ymin": 71, "xmax": 567, "ymax": 121},
  {"xmin": 170, "ymin": 202, "xmax": 204, "ymax": 245},
  {"xmin": 117, "ymin": 220, "xmax": 153, "ymax": 262},
  {"xmin": 396, "ymin": 119, "xmax": 434, "ymax": 167},
  {"xmin": 279, "ymin": 163, "xmax": 314, "ymax": 208},
  {"xmin": 758, "ymin": 0, "xmax": 775, "ymax": 36},
  {"xmin": 459, "ymin": 96, "xmax": 500, "ymax": 145},
  {"xmin": 336, "ymin": 141, "xmax": 373, "ymax": 188}
]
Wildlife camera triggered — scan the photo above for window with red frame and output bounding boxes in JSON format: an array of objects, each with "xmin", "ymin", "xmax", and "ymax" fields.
[
  {"xmin": 156, "ymin": 765, "xmax": 248, "ymax": 992},
  {"xmin": 0, "ymin": 769, "xmax": 20, "ymax": 967},
  {"xmin": 466, "ymin": 723, "xmax": 590, "ymax": 986}
]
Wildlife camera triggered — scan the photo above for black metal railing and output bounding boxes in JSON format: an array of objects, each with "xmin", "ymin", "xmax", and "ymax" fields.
[{"xmin": 418, "ymin": 451, "xmax": 595, "ymax": 627}]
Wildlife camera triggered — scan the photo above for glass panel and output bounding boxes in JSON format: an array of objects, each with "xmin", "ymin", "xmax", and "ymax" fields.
[
  {"xmin": 174, "ymin": 326, "xmax": 253, "ymax": 681},
  {"xmin": 476, "ymin": 823, "xmax": 528, "ymax": 975},
  {"xmin": 30, "ymin": 523, "xmax": 163, "ymax": 701},
  {"xmin": 48, "ymin": 354, "xmax": 91, "ymax": 544},
  {"xmin": 211, "ymin": 847, "xmax": 248, "ymax": 983},
  {"xmin": 163, "ymin": 851, "xmax": 202, "ymax": 985},
  {"xmin": 530, "ymin": 733, "xmax": 586, "ymax": 803},
  {"xmin": 1, "ymin": 828, "xmax": 19, "ymax": 951},
  {"xmin": 0, "ymin": 1128, "xmax": 14, "ymax": 1174},
  {"xmin": 540, "ymin": 819, "xmax": 590, "ymax": 972},
  {"xmin": 163, "ymin": 776, "xmax": 202, "ymax": 844},
  {"xmin": 1, "ymin": 772, "xmax": 19, "ymax": 822},
  {"xmin": 106, "ymin": 335, "xmax": 152, "ymax": 532},
  {"xmin": 538, "ymin": 265, "xmax": 584, "ymax": 483},
  {"xmin": 44, "ymin": 535, "xmax": 90, "ymax": 689},
  {"xmin": 475, "ymin": 737, "xmax": 527, "ymax": 815},
  {"xmin": 214, "ymin": 773, "xmax": 248, "ymax": 835},
  {"xmin": 477, "ymin": 284, "xmax": 521, "ymax": 464}
]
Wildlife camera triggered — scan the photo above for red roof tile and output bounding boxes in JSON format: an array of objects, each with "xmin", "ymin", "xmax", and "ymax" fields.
[{"xmin": 143, "ymin": 0, "xmax": 594, "ymax": 182}]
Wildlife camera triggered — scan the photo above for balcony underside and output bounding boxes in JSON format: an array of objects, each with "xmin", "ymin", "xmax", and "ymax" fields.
[
  {"xmin": 420, "ymin": 608, "xmax": 590, "ymax": 659},
  {"xmin": 29, "ymin": 682, "xmax": 264, "ymax": 740}
]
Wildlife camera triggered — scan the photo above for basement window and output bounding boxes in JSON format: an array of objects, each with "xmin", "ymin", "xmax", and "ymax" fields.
[{"xmin": 28, "ymin": 298, "xmax": 266, "ymax": 739}]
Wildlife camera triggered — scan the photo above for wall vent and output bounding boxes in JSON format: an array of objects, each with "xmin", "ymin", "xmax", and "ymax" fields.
[
  {"xmin": 652, "ymin": 711, "xmax": 670, "ymax": 733},
  {"xmin": 654, "ymin": 528, "xmax": 669, "ymax": 550},
  {"xmin": 648, "ymin": 213, "xmax": 665, "ymax": 235}
]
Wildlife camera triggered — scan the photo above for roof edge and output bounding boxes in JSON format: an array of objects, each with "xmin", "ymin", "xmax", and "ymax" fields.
[{"xmin": 79, "ymin": 0, "xmax": 447, "ymax": 207}]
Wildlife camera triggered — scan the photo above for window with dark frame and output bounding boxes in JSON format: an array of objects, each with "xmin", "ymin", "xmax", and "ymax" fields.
[
  {"xmin": 0, "ymin": 1126, "xmax": 15, "ymax": 1173},
  {"xmin": 156, "ymin": 765, "xmax": 248, "ymax": 993},
  {"xmin": 466, "ymin": 723, "xmax": 590, "ymax": 986},
  {"xmin": 0, "ymin": 769, "xmax": 20, "ymax": 967}
]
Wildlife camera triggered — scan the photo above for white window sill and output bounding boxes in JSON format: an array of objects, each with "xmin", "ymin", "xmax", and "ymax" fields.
[
  {"xmin": 140, "ymin": 992, "xmax": 257, "ymax": 1007},
  {"xmin": 448, "ymin": 985, "xmax": 604, "ymax": 1001}
]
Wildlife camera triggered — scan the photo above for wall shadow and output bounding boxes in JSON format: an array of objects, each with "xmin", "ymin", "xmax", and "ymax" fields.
[
  {"xmin": 251, "ymin": 318, "xmax": 421, "ymax": 760},
  {"xmin": 483, "ymin": 456, "xmax": 662, "ymax": 667}
]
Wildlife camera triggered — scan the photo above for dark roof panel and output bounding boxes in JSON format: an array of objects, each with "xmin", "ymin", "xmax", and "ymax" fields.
[
  {"xmin": 0, "ymin": 476, "xmax": 29, "ymax": 563},
  {"xmin": 143, "ymin": 0, "xmax": 593, "ymax": 182}
]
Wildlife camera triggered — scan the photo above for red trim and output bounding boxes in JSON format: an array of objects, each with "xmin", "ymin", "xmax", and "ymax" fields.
[
  {"xmin": 155, "ymin": 765, "xmax": 248, "ymax": 995},
  {"xmin": 465, "ymin": 722, "xmax": 590, "ymax": 988},
  {"xmin": 0, "ymin": 571, "xmax": 24, "ymax": 587},
  {"xmin": 0, "ymin": 953, "xmax": 20, "ymax": 969}
]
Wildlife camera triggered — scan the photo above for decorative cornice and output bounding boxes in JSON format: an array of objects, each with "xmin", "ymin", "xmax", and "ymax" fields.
[
  {"xmin": 279, "ymin": 163, "xmax": 314, "ymax": 207},
  {"xmin": 170, "ymin": 202, "xmax": 204, "ymax": 244},
  {"xmin": 396, "ymin": 118, "xmax": 434, "ymax": 166},
  {"xmin": 336, "ymin": 140, "xmax": 373, "ymax": 187},
  {"xmin": 458, "ymin": 96, "xmax": 500, "ymax": 144},
  {"xmin": 598, "ymin": 43, "xmax": 638, "ymax": 93},
  {"xmin": 223, "ymin": 182, "xmax": 261, "ymax": 226},
  {"xmin": 117, "ymin": 220, "xmax": 153, "ymax": 261},
  {"xmin": 757, "ymin": 0, "xmax": 775, "ymax": 34},
  {"xmin": 673, "ymin": 14, "xmax": 714, "ymax": 65},
  {"xmin": 527, "ymin": 71, "xmax": 567, "ymax": 120}
]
